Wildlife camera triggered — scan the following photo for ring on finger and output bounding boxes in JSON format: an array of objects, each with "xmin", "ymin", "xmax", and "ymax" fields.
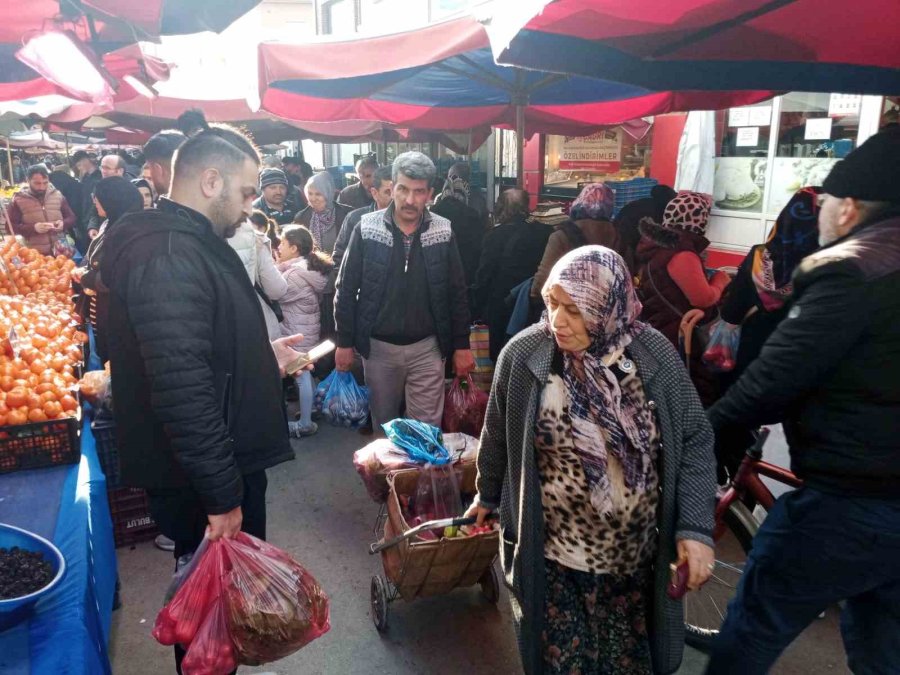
[{"xmin": 707, "ymin": 563, "xmax": 715, "ymax": 571}]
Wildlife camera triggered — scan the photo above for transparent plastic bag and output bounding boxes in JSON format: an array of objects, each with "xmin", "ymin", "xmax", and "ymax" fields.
[
  {"xmin": 352, "ymin": 438, "xmax": 419, "ymax": 502},
  {"xmin": 701, "ymin": 320, "xmax": 741, "ymax": 373},
  {"xmin": 442, "ymin": 432, "xmax": 479, "ymax": 464},
  {"xmin": 410, "ymin": 464, "xmax": 463, "ymax": 540},
  {"xmin": 321, "ymin": 371, "xmax": 369, "ymax": 429},
  {"xmin": 382, "ymin": 419, "xmax": 451, "ymax": 465},
  {"xmin": 78, "ymin": 366, "xmax": 112, "ymax": 412},
  {"xmin": 153, "ymin": 533, "xmax": 330, "ymax": 670},
  {"xmin": 442, "ymin": 375, "xmax": 488, "ymax": 436}
]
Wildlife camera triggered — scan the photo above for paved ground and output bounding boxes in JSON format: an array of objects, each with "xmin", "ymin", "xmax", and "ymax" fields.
[{"xmin": 109, "ymin": 422, "xmax": 848, "ymax": 675}]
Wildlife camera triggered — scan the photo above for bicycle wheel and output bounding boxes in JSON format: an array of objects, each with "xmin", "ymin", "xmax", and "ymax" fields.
[{"xmin": 683, "ymin": 501, "xmax": 758, "ymax": 651}]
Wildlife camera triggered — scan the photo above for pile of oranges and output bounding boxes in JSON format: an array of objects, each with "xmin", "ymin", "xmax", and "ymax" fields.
[
  {"xmin": 0, "ymin": 290, "xmax": 85, "ymax": 428},
  {"xmin": 0, "ymin": 238, "xmax": 74, "ymax": 299}
]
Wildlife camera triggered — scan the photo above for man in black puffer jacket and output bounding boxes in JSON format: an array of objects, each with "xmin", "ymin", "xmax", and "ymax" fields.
[
  {"xmin": 706, "ymin": 128, "xmax": 900, "ymax": 674},
  {"xmin": 102, "ymin": 125, "xmax": 303, "ymax": 674}
]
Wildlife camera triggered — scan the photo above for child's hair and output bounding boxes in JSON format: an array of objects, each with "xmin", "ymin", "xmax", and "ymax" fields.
[
  {"xmin": 249, "ymin": 209, "xmax": 279, "ymax": 247},
  {"xmin": 281, "ymin": 224, "xmax": 334, "ymax": 275}
]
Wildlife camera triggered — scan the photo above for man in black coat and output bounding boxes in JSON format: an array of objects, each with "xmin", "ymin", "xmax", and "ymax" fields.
[
  {"xmin": 471, "ymin": 188, "xmax": 552, "ymax": 361},
  {"xmin": 102, "ymin": 125, "xmax": 305, "ymax": 673},
  {"xmin": 430, "ymin": 174, "xmax": 485, "ymax": 287},
  {"xmin": 706, "ymin": 129, "xmax": 900, "ymax": 674},
  {"xmin": 332, "ymin": 164, "xmax": 393, "ymax": 270}
]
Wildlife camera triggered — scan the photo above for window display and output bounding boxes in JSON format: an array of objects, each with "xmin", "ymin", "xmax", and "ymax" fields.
[{"xmin": 712, "ymin": 101, "xmax": 772, "ymax": 214}]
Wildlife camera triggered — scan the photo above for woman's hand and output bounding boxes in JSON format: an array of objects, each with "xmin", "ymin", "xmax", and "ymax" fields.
[
  {"xmin": 677, "ymin": 539, "xmax": 715, "ymax": 591},
  {"xmin": 70, "ymin": 267, "xmax": 86, "ymax": 283},
  {"xmin": 464, "ymin": 500, "xmax": 492, "ymax": 527}
]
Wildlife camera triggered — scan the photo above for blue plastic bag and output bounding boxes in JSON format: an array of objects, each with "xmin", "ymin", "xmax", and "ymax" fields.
[
  {"xmin": 314, "ymin": 371, "xmax": 338, "ymax": 413},
  {"xmin": 321, "ymin": 371, "xmax": 369, "ymax": 429},
  {"xmin": 382, "ymin": 419, "xmax": 451, "ymax": 466}
]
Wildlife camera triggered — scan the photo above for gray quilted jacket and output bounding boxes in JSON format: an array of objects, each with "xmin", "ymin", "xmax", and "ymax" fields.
[{"xmin": 475, "ymin": 324, "xmax": 716, "ymax": 675}]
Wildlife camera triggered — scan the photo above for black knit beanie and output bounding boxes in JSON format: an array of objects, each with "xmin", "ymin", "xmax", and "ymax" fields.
[{"xmin": 823, "ymin": 127, "xmax": 900, "ymax": 203}]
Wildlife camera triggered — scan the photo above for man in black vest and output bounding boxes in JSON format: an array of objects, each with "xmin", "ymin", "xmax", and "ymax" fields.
[
  {"xmin": 334, "ymin": 151, "xmax": 475, "ymax": 427},
  {"xmin": 102, "ymin": 124, "xmax": 306, "ymax": 674}
]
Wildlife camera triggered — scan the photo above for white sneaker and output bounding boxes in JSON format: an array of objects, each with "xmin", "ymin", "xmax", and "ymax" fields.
[
  {"xmin": 154, "ymin": 534, "xmax": 175, "ymax": 552},
  {"xmin": 289, "ymin": 421, "xmax": 318, "ymax": 438}
]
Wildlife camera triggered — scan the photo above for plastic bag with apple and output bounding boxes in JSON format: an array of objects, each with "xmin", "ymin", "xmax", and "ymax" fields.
[
  {"xmin": 442, "ymin": 375, "xmax": 488, "ymax": 437},
  {"xmin": 701, "ymin": 320, "xmax": 741, "ymax": 373},
  {"xmin": 153, "ymin": 533, "xmax": 330, "ymax": 674}
]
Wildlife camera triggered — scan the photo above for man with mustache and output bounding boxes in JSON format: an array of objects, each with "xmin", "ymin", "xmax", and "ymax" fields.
[{"xmin": 334, "ymin": 151, "xmax": 475, "ymax": 428}]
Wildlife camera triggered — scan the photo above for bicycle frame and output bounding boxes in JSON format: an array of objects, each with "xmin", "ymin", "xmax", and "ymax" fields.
[{"xmin": 713, "ymin": 430, "xmax": 804, "ymax": 541}]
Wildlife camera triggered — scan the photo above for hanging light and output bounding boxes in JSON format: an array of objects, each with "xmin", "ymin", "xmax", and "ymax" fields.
[{"xmin": 16, "ymin": 30, "xmax": 118, "ymax": 106}]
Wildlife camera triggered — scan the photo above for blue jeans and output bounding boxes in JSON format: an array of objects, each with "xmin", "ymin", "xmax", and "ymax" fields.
[{"xmin": 707, "ymin": 487, "xmax": 900, "ymax": 674}]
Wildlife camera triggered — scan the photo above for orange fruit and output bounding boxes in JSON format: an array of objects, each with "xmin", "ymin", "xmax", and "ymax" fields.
[
  {"xmin": 5, "ymin": 388, "xmax": 27, "ymax": 409},
  {"xmin": 60, "ymin": 395, "xmax": 78, "ymax": 413},
  {"xmin": 27, "ymin": 408, "xmax": 47, "ymax": 423},
  {"xmin": 7, "ymin": 409, "xmax": 27, "ymax": 426},
  {"xmin": 43, "ymin": 401, "xmax": 62, "ymax": 418}
]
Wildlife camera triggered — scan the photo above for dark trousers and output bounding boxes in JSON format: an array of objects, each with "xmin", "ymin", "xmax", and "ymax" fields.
[
  {"xmin": 147, "ymin": 471, "xmax": 268, "ymax": 675},
  {"xmin": 707, "ymin": 487, "xmax": 900, "ymax": 675}
]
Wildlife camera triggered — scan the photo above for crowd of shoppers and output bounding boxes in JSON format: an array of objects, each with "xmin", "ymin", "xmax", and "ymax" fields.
[{"xmin": 5, "ymin": 106, "xmax": 897, "ymax": 675}]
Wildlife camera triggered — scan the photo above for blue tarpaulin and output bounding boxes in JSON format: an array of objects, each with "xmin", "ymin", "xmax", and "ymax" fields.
[{"xmin": 0, "ymin": 333, "xmax": 116, "ymax": 675}]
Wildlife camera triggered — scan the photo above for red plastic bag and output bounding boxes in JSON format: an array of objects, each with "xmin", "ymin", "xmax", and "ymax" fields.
[
  {"xmin": 153, "ymin": 533, "xmax": 330, "ymax": 673},
  {"xmin": 701, "ymin": 320, "xmax": 741, "ymax": 373},
  {"xmin": 442, "ymin": 375, "xmax": 488, "ymax": 436}
]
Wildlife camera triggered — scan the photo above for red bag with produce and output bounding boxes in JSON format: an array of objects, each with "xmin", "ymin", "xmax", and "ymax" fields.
[
  {"xmin": 153, "ymin": 533, "xmax": 330, "ymax": 674},
  {"xmin": 441, "ymin": 375, "xmax": 488, "ymax": 436}
]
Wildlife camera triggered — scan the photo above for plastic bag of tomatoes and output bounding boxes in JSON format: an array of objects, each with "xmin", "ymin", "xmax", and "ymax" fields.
[{"xmin": 153, "ymin": 533, "xmax": 330, "ymax": 674}]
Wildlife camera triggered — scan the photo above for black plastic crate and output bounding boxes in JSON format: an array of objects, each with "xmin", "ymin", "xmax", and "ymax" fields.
[
  {"xmin": 108, "ymin": 487, "xmax": 158, "ymax": 548},
  {"xmin": 91, "ymin": 417, "xmax": 120, "ymax": 488},
  {"xmin": 0, "ymin": 412, "xmax": 81, "ymax": 474}
]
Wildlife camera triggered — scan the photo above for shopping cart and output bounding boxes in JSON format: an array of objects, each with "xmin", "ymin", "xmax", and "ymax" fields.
[{"xmin": 367, "ymin": 468, "xmax": 500, "ymax": 632}]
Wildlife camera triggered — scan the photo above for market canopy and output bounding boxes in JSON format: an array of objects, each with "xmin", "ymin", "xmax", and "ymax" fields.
[
  {"xmin": 84, "ymin": 96, "xmax": 491, "ymax": 153},
  {"xmin": 258, "ymin": 16, "xmax": 774, "ymax": 136},
  {"xmin": 485, "ymin": 0, "xmax": 900, "ymax": 95},
  {"xmin": 0, "ymin": 0, "xmax": 262, "ymax": 44}
]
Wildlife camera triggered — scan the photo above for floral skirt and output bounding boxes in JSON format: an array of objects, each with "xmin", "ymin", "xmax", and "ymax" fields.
[{"xmin": 542, "ymin": 559, "xmax": 653, "ymax": 675}]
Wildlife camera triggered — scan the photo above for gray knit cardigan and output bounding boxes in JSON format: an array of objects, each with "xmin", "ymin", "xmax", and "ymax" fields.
[{"xmin": 475, "ymin": 324, "xmax": 716, "ymax": 675}]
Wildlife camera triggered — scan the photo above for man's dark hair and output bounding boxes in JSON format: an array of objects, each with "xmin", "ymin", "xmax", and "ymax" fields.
[
  {"xmin": 175, "ymin": 108, "xmax": 210, "ymax": 136},
  {"xmin": 282, "ymin": 156, "xmax": 301, "ymax": 167},
  {"xmin": 143, "ymin": 130, "xmax": 187, "ymax": 163},
  {"xmin": 26, "ymin": 164, "xmax": 49, "ymax": 179},
  {"xmin": 355, "ymin": 155, "xmax": 378, "ymax": 173},
  {"xmin": 495, "ymin": 188, "xmax": 530, "ymax": 224},
  {"xmin": 172, "ymin": 124, "xmax": 261, "ymax": 184},
  {"xmin": 371, "ymin": 165, "xmax": 392, "ymax": 190}
]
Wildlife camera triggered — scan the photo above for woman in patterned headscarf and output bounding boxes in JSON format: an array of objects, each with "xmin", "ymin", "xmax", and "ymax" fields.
[
  {"xmin": 467, "ymin": 246, "xmax": 717, "ymax": 675},
  {"xmin": 293, "ymin": 171, "xmax": 351, "ymax": 358}
]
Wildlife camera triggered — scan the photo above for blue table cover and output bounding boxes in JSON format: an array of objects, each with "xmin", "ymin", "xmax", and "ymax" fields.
[{"xmin": 0, "ymin": 415, "xmax": 117, "ymax": 674}]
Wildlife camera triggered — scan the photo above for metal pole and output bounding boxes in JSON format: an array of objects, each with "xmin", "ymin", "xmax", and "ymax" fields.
[
  {"xmin": 64, "ymin": 132, "xmax": 70, "ymax": 161},
  {"xmin": 5, "ymin": 139, "xmax": 13, "ymax": 187},
  {"xmin": 515, "ymin": 103, "xmax": 525, "ymax": 189}
]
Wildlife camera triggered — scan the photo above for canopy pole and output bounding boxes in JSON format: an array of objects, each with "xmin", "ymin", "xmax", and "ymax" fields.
[
  {"xmin": 5, "ymin": 139, "xmax": 13, "ymax": 188},
  {"xmin": 515, "ymin": 102, "xmax": 525, "ymax": 189},
  {"xmin": 64, "ymin": 132, "xmax": 70, "ymax": 161}
]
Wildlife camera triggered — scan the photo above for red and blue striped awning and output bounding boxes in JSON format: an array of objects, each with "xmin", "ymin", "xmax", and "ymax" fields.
[
  {"xmin": 258, "ymin": 17, "xmax": 774, "ymax": 136},
  {"xmin": 486, "ymin": 0, "xmax": 900, "ymax": 95}
]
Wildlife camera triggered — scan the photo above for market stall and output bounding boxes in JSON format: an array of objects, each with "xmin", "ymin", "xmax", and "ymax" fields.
[{"xmin": 0, "ymin": 238, "xmax": 117, "ymax": 674}]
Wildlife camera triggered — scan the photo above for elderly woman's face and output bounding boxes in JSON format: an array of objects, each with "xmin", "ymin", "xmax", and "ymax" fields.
[
  {"xmin": 546, "ymin": 285, "xmax": 591, "ymax": 353},
  {"xmin": 306, "ymin": 185, "xmax": 328, "ymax": 212}
]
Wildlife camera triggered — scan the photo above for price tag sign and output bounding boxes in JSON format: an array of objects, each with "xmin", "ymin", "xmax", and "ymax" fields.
[
  {"xmin": 828, "ymin": 94, "xmax": 861, "ymax": 117},
  {"xmin": 728, "ymin": 108, "xmax": 750, "ymax": 127},
  {"xmin": 805, "ymin": 118, "xmax": 833, "ymax": 140},
  {"xmin": 736, "ymin": 127, "xmax": 760, "ymax": 147}
]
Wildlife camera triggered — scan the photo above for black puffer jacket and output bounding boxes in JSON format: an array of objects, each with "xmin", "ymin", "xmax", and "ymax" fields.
[
  {"xmin": 102, "ymin": 199, "xmax": 294, "ymax": 514},
  {"xmin": 709, "ymin": 211, "xmax": 900, "ymax": 498}
]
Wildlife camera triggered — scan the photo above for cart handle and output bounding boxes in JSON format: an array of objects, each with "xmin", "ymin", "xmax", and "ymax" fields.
[{"xmin": 368, "ymin": 515, "xmax": 495, "ymax": 554}]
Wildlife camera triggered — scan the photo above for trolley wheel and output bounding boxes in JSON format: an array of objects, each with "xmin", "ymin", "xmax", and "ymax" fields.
[
  {"xmin": 371, "ymin": 575, "xmax": 390, "ymax": 632},
  {"xmin": 479, "ymin": 565, "xmax": 500, "ymax": 604}
]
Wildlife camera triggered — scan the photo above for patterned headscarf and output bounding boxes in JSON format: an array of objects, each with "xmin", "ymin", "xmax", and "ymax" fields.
[
  {"xmin": 751, "ymin": 187, "xmax": 821, "ymax": 311},
  {"xmin": 662, "ymin": 191, "xmax": 712, "ymax": 235},
  {"xmin": 539, "ymin": 246, "xmax": 654, "ymax": 517},
  {"xmin": 305, "ymin": 171, "xmax": 337, "ymax": 247},
  {"xmin": 569, "ymin": 183, "xmax": 615, "ymax": 221},
  {"xmin": 440, "ymin": 175, "xmax": 470, "ymax": 205}
]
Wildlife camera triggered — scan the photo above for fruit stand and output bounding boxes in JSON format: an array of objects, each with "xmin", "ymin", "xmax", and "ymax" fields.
[{"xmin": 0, "ymin": 236, "xmax": 117, "ymax": 673}]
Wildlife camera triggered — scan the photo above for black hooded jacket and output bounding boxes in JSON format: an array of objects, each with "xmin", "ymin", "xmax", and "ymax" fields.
[
  {"xmin": 101, "ymin": 199, "xmax": 293, "ymax": 514},
  {"xmin": 710, "ymin": 210, "xmax": 900, "ymax": 498}
]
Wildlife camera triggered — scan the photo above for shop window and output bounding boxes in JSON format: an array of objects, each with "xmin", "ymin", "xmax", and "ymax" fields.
[
  {"xmin": 880, "ymin": 96, "xmax": 899, "ymax": 131},
  {"xmin": 766, "ymin": 93, "xmax": 859, "ymax": 214},
  {"xmin": 543, "ymin": 123, "xmax": 653, "ymax": 191},
  {"xmin": 712, "ymin": 102, "xmax": 773, "ymax": 214}
]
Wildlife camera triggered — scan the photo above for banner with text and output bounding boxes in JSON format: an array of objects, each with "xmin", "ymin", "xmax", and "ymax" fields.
[{"xmin": 559, "ymin": 130, "xmax": 622, "ymax": 172}]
